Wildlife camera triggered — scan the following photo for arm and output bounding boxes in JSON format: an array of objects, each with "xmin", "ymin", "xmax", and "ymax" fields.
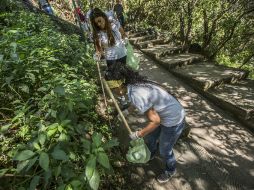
[
  {"xmin": 137, "ymin": 108, "xmax": 161, "ymax": 137},
  {"xmin": 94, "ymin": 38, "xmax": 103, "ymax": 55},
  {"xmin": 119, "ymin": 26, "xmax": 127, "ymax": 40}
]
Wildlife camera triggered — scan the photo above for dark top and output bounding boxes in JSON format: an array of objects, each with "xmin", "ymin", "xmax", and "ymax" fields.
[{"xmin": 114, "ymin": 4, "xmax": 124, "ymax": 17}]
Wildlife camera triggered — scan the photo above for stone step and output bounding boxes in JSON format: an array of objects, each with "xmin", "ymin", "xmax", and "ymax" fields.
[
  {"xmin": 206, "ymin": 80, "xmax": 254, "ymax": 131},
  {"xmin": 171, "ymin": 62, "xmax": 249, "ymax": 91},
  {"xmin": 129, "ymin": 35, "xmax": 157, "ymax": 44},
  {"xmin": 136, "ymin": 39, "xmax": 169, "ymax": 49},
  {"xmin": 141, "ymin": 44, "xmax": 183, "ymax": 57},
  {"xmin": 128, "ymin": 31, "xmax": 147, "ymax": 38},
  {"xmin": 150, "ymin": 53, "xmax": 204, "ymax": 70}
]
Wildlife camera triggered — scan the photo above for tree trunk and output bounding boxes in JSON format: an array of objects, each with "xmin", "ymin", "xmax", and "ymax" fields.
[
  {"xmin": 179, "ymin": 10, "xmax": 185, "ymax": 47},
  {"xmin": 239, "ymin": 52, "xmax": 254, "ymax": 68}
]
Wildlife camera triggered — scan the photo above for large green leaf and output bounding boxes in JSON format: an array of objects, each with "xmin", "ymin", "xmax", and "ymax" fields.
[
  {"xmin": 89, "ymin": 168, "xmax": 100, "ymax": 190},
  {"xmin": 47, "ymin": 128, "xmax": 58, "ymax": 137},
  {"xmin": 70, "ymin": 180, "xmax": 82, "ymax": 188},
  {"xmin": 39, "ymin": 152, "xmax": 49, "ymax": 171},
  {"xmin": 97, "ymin": 152, "xmax": 110, "ymax": 169},
  {"xmin": 47, "ymin": 123, "xmax": 59, "ymax": 137},
  {"xmin": 32, "ymin": 142, "xmax": 41, "ymax": 150},
  {"xmin": 43, "ymin": 170, "xmax": 52, "ymax": 187},
  {"xmin": 54, "ymin": 165, "xmax": 61, "ymax": 177},
  {"xmin": 29, "ymin": 175, "xmax": 40, "ymax": 190},
  {"xmin": 92, "ymin": 133, "xmax": 102, "ymax": 147},
  {"xmin": 14, "ymin": 150, "xmax": 35, "ymax": 161},
  {"xmin": 51, "ymin": 148, "xmax": 68, "ymax": 161},
  {"xmin": 58, "ymin": 133, "xmax": 68, "ymax": 141},
  {"xmin": 25, "ymin": 156, "xmax": 38, "ymax": 172},
  {"xmin": 85, "ymin": 155, "xmax": 96, "ymax": 180},
  {"xmin": 38, "ymin": 133, "xmax": 46, "ymax": 145},
  {"xmin": 103, "ymin": 138, "xmax": 119, "ymax": 150},
  {"xmin": 17, "ymin": 160, "xmax": 30, "ymax": 173}
]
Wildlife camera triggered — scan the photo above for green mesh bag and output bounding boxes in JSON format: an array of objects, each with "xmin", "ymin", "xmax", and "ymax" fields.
[
  {"xmin": 126, "ymin": 138, "xmax": 151, "ymax": 164},
  {"xmin": 126, "ymin": 42, "xmax": 140, "ymax": 71}
]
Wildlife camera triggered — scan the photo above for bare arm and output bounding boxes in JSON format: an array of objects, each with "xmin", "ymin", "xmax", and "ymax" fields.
[
  {"xmin": 119, "ymin": 26, "xmax": 127, "ymax": 39},
  {"xmin": 94, "ymin": 38, "xmax": 103, "ymax": 56},
  {"xmin": 137, "ymin": 108, "xmax": 161, "ymax": 137}
]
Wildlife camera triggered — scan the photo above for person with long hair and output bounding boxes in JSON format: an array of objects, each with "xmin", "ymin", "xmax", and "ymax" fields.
[
  {"xmin": 90, "ymin": 8, "xmax": 128, "ymax": 67},
  {"xmin": 105, "ymin": 62, "xmax": 186, "ymax": 183}
]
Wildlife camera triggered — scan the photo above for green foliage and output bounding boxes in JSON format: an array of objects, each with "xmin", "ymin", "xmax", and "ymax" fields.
[
  {"xmin": 127, "ymin": 0, "xmax": 254, "ymax": 78},
  {"xmin": 0, "ymin": 1, "xmax": 119, "ymax": 190}
]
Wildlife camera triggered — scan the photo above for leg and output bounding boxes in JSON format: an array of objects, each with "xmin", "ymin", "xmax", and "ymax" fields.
[
  {"xmin": 144, "ymin": 125, "xmax": 161, "ymax": 157},
  {"xmin": 159, "ymin": 119, "xmax": 185, "ymax": 173}
]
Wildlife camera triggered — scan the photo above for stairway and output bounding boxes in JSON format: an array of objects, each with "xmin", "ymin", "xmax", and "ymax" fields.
[
  {"xmin": 116, "ymin": 29, "xmax": 254, "ymax": 190},
  {"xmin": 128, "ymin": 29, "xmax": 254, "ymax": 132}
]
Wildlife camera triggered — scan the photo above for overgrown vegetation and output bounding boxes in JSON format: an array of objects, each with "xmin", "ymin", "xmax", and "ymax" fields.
[
  {"xmin": 0, "ymin": 1, "xmax": 120, "ymax": 190},
  {"xmin": 127, "ymin": 0, "xmax": 254, "ymax": 78}
]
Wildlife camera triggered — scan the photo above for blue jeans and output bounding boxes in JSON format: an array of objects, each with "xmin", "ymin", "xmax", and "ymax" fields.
[
  {"xmin": 145, "ymin": 119, "xmax": 185, "ymax": 173},
  {"xmin": 42, "ymin": 5, "xmax": 54, "ymax": 15}
]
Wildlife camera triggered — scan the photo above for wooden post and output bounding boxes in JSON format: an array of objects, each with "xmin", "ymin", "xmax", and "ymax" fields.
[{"xmin": 102, "ymin": 79, "xmax": 133, "ymax": 134}]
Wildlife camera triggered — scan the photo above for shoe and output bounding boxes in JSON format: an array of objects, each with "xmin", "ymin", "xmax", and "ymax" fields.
[{"xmin": 156, "ymin": 171, "xmax": 176, "ymax": 183}]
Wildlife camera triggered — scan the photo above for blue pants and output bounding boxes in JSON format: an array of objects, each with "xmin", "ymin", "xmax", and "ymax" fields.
[
  {"xmin": 117, "ymin": 15, "xmax": 125, "ymax": 28},
  {"xmin": 145, "ymin": 119, "xmax": 185, "ymax": 173},
  {"xmin": 42, "ymin": 5, "xmax": 54, "ymax": 15}
]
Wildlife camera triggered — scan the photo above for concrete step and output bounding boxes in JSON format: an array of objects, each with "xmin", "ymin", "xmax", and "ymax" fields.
[
  {"xmin": 151, "ymin": 53, "xmax": 204, "ymax": 70},
  {"xmin": 171, "ymin": 62, "xmax": 249, "ymax": 91},
  {"xmin": 128, "ymin": 31, "xmax": 147, "ymax": 38},
  {"xmin": 141, "ymin": 44, "xmax": 183, "ymax": 57},
  {"xmin": 206, "ymin": 80, "xmax": 254, "ymax": 131},
  {"xmin": 129, "ymin": 35, "xmax": 157, "ymax": 44},
  {"xmin": 136, "ymin": 39, "xmax": 169, "ymax": 49}
]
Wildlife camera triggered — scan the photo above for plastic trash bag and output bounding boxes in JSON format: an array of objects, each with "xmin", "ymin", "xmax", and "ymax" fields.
[
  {"xmin": 126, "ymin": 138, "xmax": 151, "ymax": 164},
  {"xmin": 126, "ymin": 42, "xmax": 140, "ymax": 70}
]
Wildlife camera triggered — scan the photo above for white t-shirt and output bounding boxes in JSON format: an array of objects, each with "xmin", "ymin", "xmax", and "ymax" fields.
[
  {"xmin": 127, "ymin": 83, "xmax": 185, "ymax": 127},
  {"xmin": 86, "ymin": 9, "xmax": 92, "ymax": 21},
  {"xmin": 98, "ymin": 22, "xmax": 126, "ymax": 60},
  {"xmin": 105, "ymin": 10, "xmax": 115, "ymax": 22}
]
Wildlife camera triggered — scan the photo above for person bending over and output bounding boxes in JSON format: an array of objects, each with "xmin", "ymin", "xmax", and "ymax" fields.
[{"xmin": 105, "ymin": 62, "xmax": 186, "ymax": 183}]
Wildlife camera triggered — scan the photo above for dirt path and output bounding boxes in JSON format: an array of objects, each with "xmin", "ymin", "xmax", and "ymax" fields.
[{"xmin": 123, "ymin": 49, "xmax": 254, "ymax": 190}]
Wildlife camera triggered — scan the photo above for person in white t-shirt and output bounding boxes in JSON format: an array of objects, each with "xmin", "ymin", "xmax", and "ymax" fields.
[
  {"xmin": 105, "ymin": 62, "xmax": 186, "ymax": 183},
  {"xmin": 90, "ymin": 8, "xmax": 128, "ymax": 67}
]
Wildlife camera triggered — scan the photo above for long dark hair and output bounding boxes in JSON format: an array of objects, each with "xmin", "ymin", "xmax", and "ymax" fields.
[
  {"xmin": 105, "ymin": 62, "xmax": 179, "ymax": 100},
  {"xmin": 105, "ymin": 62, "xmax": 181, "ymax": 101},
  {"xmin": 90, "ymin": 8, "xmax": 115, "ymax": 46},
  {"xmin": 105, "ymin": 62, "xmax": 149, "ymax": 86}
]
